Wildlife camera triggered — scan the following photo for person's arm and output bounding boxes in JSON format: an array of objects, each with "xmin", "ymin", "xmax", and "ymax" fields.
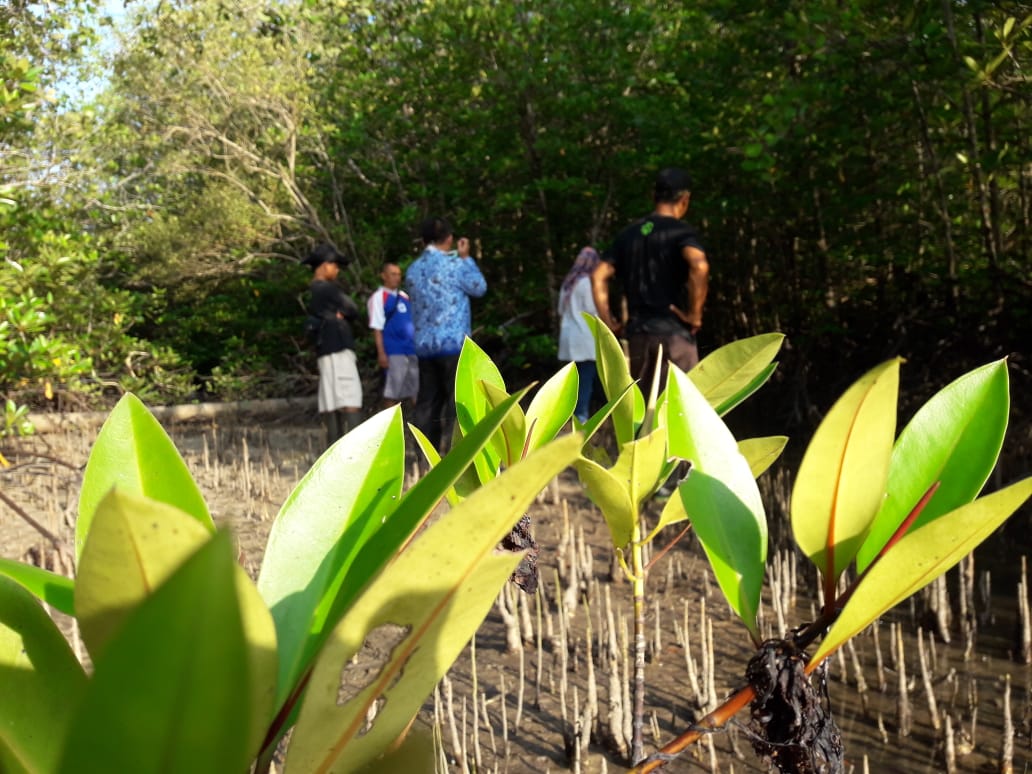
[
  {"xmin": 456, "ymin": 237, "xmax": 488, "ymax": 298},
  {"xmin": 591, "ymin": 261, "xmax": 621, "ymax": 333},
  {"xmin": 339, "ymin": 291, "xmax": 360, "ymax": 320},
  {"xmin": 669, "ymin": 245, "xmax": 709, "ymax": 334},
  {"xmin": 373, "ymin": 329, "xmax": 388, "ymax": 369},
  {"xmin": 367, "ymin": 292, "xmax": 388, "ymax": 367}
]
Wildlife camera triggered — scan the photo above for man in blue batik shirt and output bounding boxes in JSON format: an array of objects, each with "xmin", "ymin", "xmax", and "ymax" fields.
[{"xmin": 406, "ymin": 216, "xmax": 488, "ymax": 452}]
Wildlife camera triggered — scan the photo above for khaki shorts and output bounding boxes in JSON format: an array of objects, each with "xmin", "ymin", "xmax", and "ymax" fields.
[
  {"xmin": 317, "ymin": 349, "xmax": 362, "ymax": 412},
  {"xmin": 384, "ymin": 354, "xmax": 419, "ymax": 400}
]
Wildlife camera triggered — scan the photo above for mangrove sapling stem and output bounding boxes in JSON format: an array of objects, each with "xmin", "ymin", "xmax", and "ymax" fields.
[
  {"xmin": 621, "ymin": 610, "xmax": 633, "ymax": 757},
  {"xmin": 534, "ymin": 587, "xmax": 544, "ymax": 708},
  {"xmin": 481, "ymin": 690, "xmax": 496, "ymax": 758},
  {"xmin": 846, "ymin": 638, "xmax": 869, "ymax": 714},
  {"xmin": 873, "ymin": 620, "xmax": 887, "ymax": 692},
  {"xmin": 944, "ymin": 712, "xmax": 957, "ymax": 774},
  {"xmin": 1001, "ymin": 674, "xmax": 1013, "ymax": 774},
  {"xmin": 460, "ymin": 696, "xmax": 469, "ymax": 772},
  {"xmin": 499, "ymin": 668, "xmax": 511, "ymax": 765},
  {"xmin": 255, "ymin": 665, "xmax": 313, "ymax": 774},
  {"xmin": 471, "ymin": 639, "xmax": 482, "ymax": 771},
  {"xmin": 634, "ymin": 597, "xmax": 860, "ymax": 771},
  {"xmin": 1018, "ymin": 557, "xmax": 1031, "ymax": 663},
  {"xmin": 515, "ymin": 637, "xmax": 525, "ymax": 729},
  {"xmin": 918, "ymin": 629, "xmax": 941, "ymax": 730},
  {"xmin": 584, "ymin": 604, "xmax": 599, "ymax": 749},
  {"xmin": 630, "ymin": 519, "xmax": 648, "ymax": 765},
  {"xmin": 630, "ymin": 684, "xmax": 756, "ymax": 773},
  {"xmin": 895, "ymin": 623, "xmax": 912, "ymax": 737}
]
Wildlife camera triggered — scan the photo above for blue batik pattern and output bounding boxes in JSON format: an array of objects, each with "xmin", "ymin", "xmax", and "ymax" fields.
[{"xmin": 406, "ymin": 246, "xmax": 487, "ymax": 357}]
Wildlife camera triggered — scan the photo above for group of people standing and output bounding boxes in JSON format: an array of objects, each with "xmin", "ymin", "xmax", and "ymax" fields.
[
  {"xmin": 558, "ymin": 167, "xmax": 709, "ymax": 422},
  {"xmin": 304, "ymin": 216, "xmax": 486, "ymax": 450},
  {"xmin": 305, "ymin": 166, "xmax": 708, "ymax": 450}
]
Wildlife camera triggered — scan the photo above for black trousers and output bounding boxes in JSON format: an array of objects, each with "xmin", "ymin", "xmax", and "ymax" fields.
[{"xmin": 413, "ymin": 354, "xmax": 460, "ymax": 452}]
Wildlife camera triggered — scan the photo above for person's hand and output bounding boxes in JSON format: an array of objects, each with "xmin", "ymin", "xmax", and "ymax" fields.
[
  {"xmin": 603, "ymin": 315, "xmax": 624, "ymax": 335},
  {"xmin": 456, "ymin": 237, "xmax": 471, "ymax": 258},
  {"xmin": 377, "ymin": 352, "xmax": 389, "ymax": 369},
  {"xmin": 669, "ymin": 304, "xmax": 702, "ymax": 334}
]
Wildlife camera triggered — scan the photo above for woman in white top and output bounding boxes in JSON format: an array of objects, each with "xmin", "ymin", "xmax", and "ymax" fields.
[{"xmin": 558, "ymin": 246, "xmax": 601, "ymax": 423}]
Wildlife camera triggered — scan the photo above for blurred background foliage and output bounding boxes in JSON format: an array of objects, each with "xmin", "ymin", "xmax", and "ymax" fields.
[{"xmin": 0, "ymin": 0, "xmax": 1029, "ymax": 457}]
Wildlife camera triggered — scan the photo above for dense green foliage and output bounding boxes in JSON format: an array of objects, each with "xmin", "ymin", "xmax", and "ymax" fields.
[{"xmin": 2, "ymin": 0, "xmax": 1029, "ymax": 433}]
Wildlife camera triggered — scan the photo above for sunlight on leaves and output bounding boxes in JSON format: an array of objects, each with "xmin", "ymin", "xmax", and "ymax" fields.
[
  {"xmin": 286, "ymin": 435, "xmax": 581, "ymax": 773},
  {"xmin": 0, "ymin": 558, "xmax": 74, "ymax": 615},
  {"xmin": 524, "ymin": 361, "xmax": 578, "ymax": 454},
  {"xmin": 812, "ymin": 477, "xmax": 1032, "ymax": 667},
  {"xmin": 667, "ymin": 367, "xmax": 767, "ymax": 638},
  {"xmin": 856, "ymin": 360, "xmax": 1009, "ymax": 573},
  {"xmin": 586, "ymin": 315, "xmax": 643, "ymax": 445},
  {"xmin": 59, "ymin": 532, "xmax": 255, "ymax": 774},
  {"xmin": 0, "ymin": 576, "xmax": 87, "ymax": 773},
  {"xmin": 738, "ymin": 436, "xmax": 788, "ymax": 478},
  {"xmin": 76, "ymin": 393, "xmax": 212, "ymax": 560},
  {"xmin": 257, "ymin": 407, "xmax": 404, "ymax": 709},
  {"xmin": 792, "ymin": 359, "xmax": 900, "ymax": 588},
  {"xmin": 688, "ymin": 333, "xmax": 784, "ymax": 415}
]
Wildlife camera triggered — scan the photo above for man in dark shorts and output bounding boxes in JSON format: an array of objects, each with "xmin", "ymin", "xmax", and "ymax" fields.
[{"xmin": 592, "ymin": 167, "xmax": 710, "ymax": 393}]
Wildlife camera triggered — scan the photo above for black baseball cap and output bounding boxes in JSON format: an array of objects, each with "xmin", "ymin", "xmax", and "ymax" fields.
[{"xmin": 303, "ymin": 243, "xmax": 348, "ymax": 269}]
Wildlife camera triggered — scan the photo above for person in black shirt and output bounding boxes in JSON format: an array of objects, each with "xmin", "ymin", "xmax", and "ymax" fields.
[
  {"xmin": 592, "ymin": 167, "xmax": 710, "ymax": 393},
  {"xmin": 304, "ymin": 243, "xmax": 363, "ymax": 447}
]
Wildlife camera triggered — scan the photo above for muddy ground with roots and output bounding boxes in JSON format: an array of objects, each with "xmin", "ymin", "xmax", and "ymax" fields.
[{"xmin": 2, "ymin": 409, "xmax": 1031, "ymax": 773}]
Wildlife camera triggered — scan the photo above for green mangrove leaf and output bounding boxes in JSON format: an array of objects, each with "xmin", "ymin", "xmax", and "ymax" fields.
[
  {"xmin": 0, "ymin": 558, "xmax": 74, "ymax": 615},
  {"xmin": 586, "ymin": 315, "xmax": 643, "ymax": 446},
  {"xmin": 738, "ymin": 436, "xmax": 789, "ymax": 478},
  {"xmin": 286, "ymin": 435, "xmax": 582, "ymax": 773},
  {"xmin": 233, "ymin": 567, "xmax": 279, "ymax": 758},
  {"xmin": 574, "ymin": 456, "xmax": 636, "ymax": 548},
  {"xmin": 525, "ymin": 361, "xmax": 578, "ymax": 454},
  {"xmin": 75, "ymin": 489, "xmax": 277, "ymax": 752},
  {"xmin": 680, "ymin": 470, "xmax": 767, "ymax": 641},
  {"xmin": 580, "ymin": 380, "xmax": 637, "ymax": 449},
  {"xmin": 651, "ymin": 474, "xmax": 689, "ymax": 537},
  {"xmin": 76, "ymin": 393, "xmax": 212, "ymax": 560},
  {"xmin": 791, "ymin": 359, "xmax": 900, "ymax": 588},
  {"xmin": 812, "ymin": 477, "xmax": 1032, "ymax": 667},
  {"xmin": 353, "ymin": 728, "xmax": 436, "ymax": 773},
  {"xmin": 58, "ymin": 532, "xmax": 254, "ymax": 774},
  {"xmin": 455, "ymin": 337, "xmax": 506, "ymax": 432},
  {"xmin": 76, "ymin": 488, "xmax": 212, "ymax": 661},
  {"xmin": 317, "ymin": 392, "xmax": 536, "ymax": 690},
  {"xmin": 610, "ymin": 428, "xmax": 670, "ymax": 511},
  {"xmin": 713, "ymin": 363, "xmax": 778, "ymax": 416},
  {"xmin": 482, "ymin": 380, "xmax": 527, "ymax": 467},
  {"xmin": 666, "ymin": 368, "xmax": 766, "ymax": 515},
  {"xmin": 257, "ymin": 407, "xmax": 405, "ymax": 709},
  {"xmin": 407, "ymin": 423, "xmax": 461, "ymax": 506},
  {"xmin": 667, "ymin": 367, "xmax": 767, "ymax": 638},
  {"xmin": 856, "ymin": 360, "xmax": 1010, "ymax": 573},
  {"xmin": 456, "ymin": 399, "xmax": 503, "ymax": 486},
  {"xmin": 688, "ymin": 333, "xmax": 784, "ymax": 415},
  {"xmin": 0, "ymin": 575, "xmax": 87, "ymax": 774}
]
